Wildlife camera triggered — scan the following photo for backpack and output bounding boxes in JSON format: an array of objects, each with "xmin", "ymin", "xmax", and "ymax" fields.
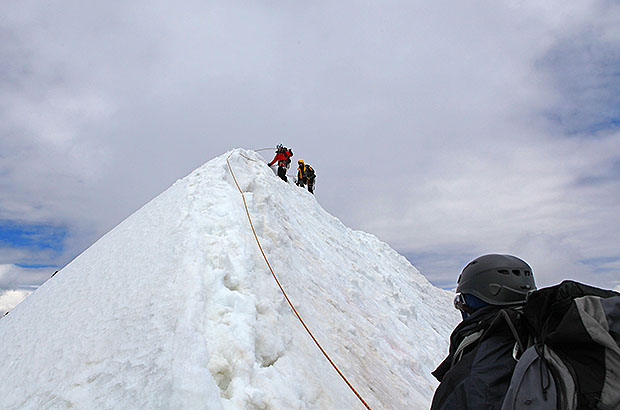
[
  {"xmin": 274, "ymin": 147, "xmax": 293, "ymax": 166},
  {"xmin": 500, "ymin": 281, "xmax": 620, "ymax": 410},
  {"xmin": 305, "ymin": 164, "xmax": 315, "ymax": 178}
]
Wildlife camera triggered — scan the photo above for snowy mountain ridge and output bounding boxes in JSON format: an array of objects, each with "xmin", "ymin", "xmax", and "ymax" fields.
[{"xmin": 0, "ymin": 149, "xmax": 459, "ymax": 410}]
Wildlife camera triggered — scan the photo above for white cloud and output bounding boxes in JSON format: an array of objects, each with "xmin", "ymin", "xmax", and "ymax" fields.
[
  {"xmin": 0, "ymin": 289, "xmax": 31, "ymax": 316},
  {"xmin": 0, "ymin": 264, "xmax": 55, "ymax": 291},
  {"xmin": 1, "ymin": 0, "xmax": 620, "ymax": 292}
]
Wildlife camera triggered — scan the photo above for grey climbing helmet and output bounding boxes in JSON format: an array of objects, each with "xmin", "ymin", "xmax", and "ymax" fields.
[{"xmin": 456, "ymin": 254, "xmax": 536, "ymax": 306}]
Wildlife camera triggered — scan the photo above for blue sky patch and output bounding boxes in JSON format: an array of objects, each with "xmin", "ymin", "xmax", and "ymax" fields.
[
  {"xmin": 573, "ymin": 157, "xmax": 620, "ymax": 187},
  {"xmin": 580, "ymin": 256, "xmax": 620, "ymax": 275},
  {"xmin": 540, "ymin": 32, "xmax": 620, "ymax": 136},
  {"xmin": 15, "ymin": 263, "xmax": 58, "ymax": 269},
  {"xmin": 0, "ymin": 221, "xmax": 66, "ymax": 252},
  {"xmin": 401, "ymin": 250, "xmax": 475, "ymax": 290}
]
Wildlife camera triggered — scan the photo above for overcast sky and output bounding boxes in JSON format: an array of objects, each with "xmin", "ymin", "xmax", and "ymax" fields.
[{"xmin": 1, "ymin": 0, "xmax": 620, "ymax": 310}]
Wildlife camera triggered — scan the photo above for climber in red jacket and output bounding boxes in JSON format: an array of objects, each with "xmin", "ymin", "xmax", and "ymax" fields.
[{"xmin": 268, "ymin": 144, "xmax": 293, "ymax": 182}]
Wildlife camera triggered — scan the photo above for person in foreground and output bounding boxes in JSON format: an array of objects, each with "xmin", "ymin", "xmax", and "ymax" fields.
[
  {"xmin": 430, "ymin": 254, "xmax": 536, "ymax": 410},
  {"xmin": 431, "ymin": 254, "xmax": 620, "ymax": 410}
]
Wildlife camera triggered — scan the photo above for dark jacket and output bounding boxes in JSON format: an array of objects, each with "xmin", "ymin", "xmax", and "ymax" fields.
[
  {"xmin": 304, "ymin": 164, "xmax": 315, "ymax": 180},
  {"xmin": 297, "ymin": 165, "xmax": 305, "ymax": 182},
  {"xmin": 431, "ymin": 306, "xmax": 519, "ymax": 410}
]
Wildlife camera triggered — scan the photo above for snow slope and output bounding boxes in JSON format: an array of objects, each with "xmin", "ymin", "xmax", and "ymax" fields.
[{"xmin": 0, "ymin": 149, "xmax": 460, "ymax": 410}]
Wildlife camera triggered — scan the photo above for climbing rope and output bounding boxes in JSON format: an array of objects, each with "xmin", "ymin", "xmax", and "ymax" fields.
[{"xmin": 226, "ymin": 152, "xmax": 372, "ymax": 410}]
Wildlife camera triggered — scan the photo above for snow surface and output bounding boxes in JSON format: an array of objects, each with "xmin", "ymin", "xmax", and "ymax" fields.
[{"xmin": 0, "ymin": 149, "xmax": 460, "ymax": 410}]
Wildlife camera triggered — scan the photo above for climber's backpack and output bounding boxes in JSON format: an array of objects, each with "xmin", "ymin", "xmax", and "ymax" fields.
[
  {"xmin": 500, "ymin": 280, "xmax": 620, "ymax": 410},
  {"xmin": 283, "ymin": 148, "xmax": 293, "ymax": 163}
]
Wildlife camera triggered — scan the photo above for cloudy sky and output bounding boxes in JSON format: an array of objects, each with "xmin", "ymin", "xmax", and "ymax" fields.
[{"xmin": 2, "ymin": 0, "xmax": 620, "ymax": 311}]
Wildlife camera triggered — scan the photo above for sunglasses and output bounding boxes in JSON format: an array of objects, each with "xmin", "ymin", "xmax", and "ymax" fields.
[{"xmin": 454, "ymin": 294, "xmax": 475, "ymax": 315}]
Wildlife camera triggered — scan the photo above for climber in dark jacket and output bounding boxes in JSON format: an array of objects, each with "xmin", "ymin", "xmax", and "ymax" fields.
[
  {"xmin": 304, "ymin": 163, "xmax": 316, "ymax": 194},
  {"xmin": 295, "ymin": 159, "xmax": 316, "ymax": 194},
  {"xmin": 296, "ymin": 160, "xmax": 306, "ymax": 187},
  {"xmin": 430, "ymin": 254, "xmax": 536, "ymax": 410}
]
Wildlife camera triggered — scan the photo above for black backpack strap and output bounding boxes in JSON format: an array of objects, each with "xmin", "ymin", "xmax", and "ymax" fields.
[
  {"xmin": 501, "ymin": 309, "xmax": 526, "ymax": 357},
  {"xmin": 480, "ymin": 307, "xmax": 528, "ymax": 360}
]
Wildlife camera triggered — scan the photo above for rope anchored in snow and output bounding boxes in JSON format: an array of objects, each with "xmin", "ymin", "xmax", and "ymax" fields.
[{"xmin": 226, "ymin": 152, "xmax": 373, "ymax": 410}]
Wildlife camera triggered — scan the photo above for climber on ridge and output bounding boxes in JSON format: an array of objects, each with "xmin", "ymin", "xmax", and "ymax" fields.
[
  {"xmin": 296, "ymin": 159, "xmax": 316, "ymax": 194},
  {"xmin": 296, "ymin": 160, "xmax": 306, "ymax": 188},
  {"xmin": 268, "ymin": 144, "xmax": 293, "ymax": 182}
]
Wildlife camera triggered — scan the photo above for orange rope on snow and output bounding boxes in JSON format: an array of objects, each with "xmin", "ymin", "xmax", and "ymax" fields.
[{"xmin": 226, "ymin": 152, "xmax": 372, "ymax": 410}]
